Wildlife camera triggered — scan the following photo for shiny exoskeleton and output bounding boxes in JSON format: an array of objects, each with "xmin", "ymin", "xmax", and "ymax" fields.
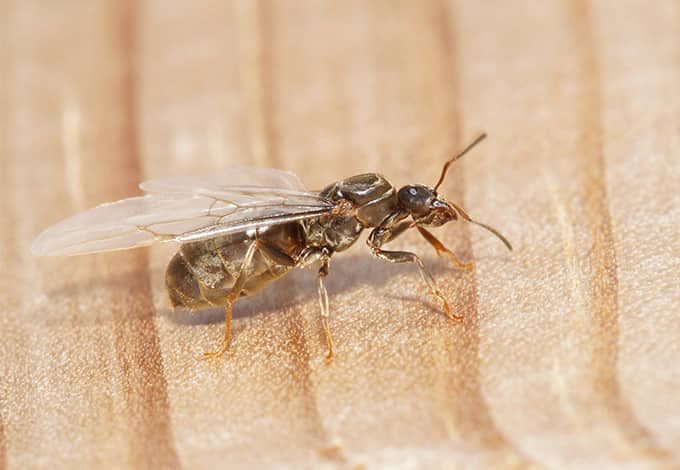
[
  {"xmin": 31, "ymin": 134, "xmax": 512, "ymax": 360},
  {"xmin": 166, "ymin": 136, "xmax": 512, "ymax": 359}
]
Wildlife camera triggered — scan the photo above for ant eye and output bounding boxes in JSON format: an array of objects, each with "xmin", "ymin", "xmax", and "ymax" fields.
[{"xmin": 408, "ymin": 188, "xmax": 417, "ymax": 196}]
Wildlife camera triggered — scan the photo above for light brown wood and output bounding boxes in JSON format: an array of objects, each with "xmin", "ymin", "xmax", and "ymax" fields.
[{"xmin": 1, "ymin": 1, "xmax": 679, "ymax": 468}]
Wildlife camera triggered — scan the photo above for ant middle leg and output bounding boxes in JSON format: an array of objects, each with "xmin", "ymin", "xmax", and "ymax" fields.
[
  {"xmin": 370, "ymin": 247, "xmax": 463, "ymax": 321},
  {"xmin": 254, "ymin": 241, "xmax": 336, "ymax": 359},
  {"xmin": 316, "ymin": 254, "xmax": 335, "ymax": 359}
]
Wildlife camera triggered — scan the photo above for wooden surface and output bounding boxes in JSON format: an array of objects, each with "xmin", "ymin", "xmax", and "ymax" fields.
[{"xmin": 1, "ymin": 1, "xmax": 679, "ymax": 469}]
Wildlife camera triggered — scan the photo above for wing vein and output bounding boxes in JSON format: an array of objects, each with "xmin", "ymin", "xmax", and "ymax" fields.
[{"xmin": 32, "ymin": 168, "xmax": 335, "ymax": 256}]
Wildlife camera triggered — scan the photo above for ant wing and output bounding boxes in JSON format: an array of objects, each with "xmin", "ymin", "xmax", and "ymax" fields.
[{"xmin": 32, "ymin": 168, "xmax": 334, "ymax": 256}]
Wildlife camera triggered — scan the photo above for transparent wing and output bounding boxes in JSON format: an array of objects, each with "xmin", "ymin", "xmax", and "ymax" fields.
[{"xmin": 32, "ymin": 168, "xmax": 334, "ymax": 256}]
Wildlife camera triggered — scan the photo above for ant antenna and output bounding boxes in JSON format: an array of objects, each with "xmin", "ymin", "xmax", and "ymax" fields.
[
  {"xmin": 433, "ymin": 133, "xmax": 487, "ymax": 192},
  {"xmin": 449, "ymin": 201, "xmax": 513, "ymax": 251}
]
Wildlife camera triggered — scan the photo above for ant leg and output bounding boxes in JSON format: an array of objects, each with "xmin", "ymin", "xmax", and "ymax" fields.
[
  {"xmin": 257, "ymin": 240, "xmax": 298, "ymax": 267},
  {"xmin": 243, "ymin": 241, "xmax": 336, "ymax": 359},
  {"xmin": 204, "ymin": 240, "xmax": 259, "ymax": 359},
  {"xmin": 370, "ymin": 247, "xmax": 463, "ymax": 321},
  {"xmin": 416, "ymin": 226, "xmax": 474, "ymax": 270},
  {"xmin": 202, "ymin": 303, "xmax": 235, "ymax": 359},
  {"xmin": 317, "ymin": 255, "xmax": 335, "ymax": 359}
]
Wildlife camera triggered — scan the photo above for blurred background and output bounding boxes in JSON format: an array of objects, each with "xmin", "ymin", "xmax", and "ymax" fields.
[{"xmin": 1, "ymin": 1, "xmax": 679, "ymax": 469}]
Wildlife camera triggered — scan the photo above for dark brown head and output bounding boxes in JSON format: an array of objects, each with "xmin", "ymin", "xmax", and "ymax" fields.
[
  {"xmin": 397, "ymin": 184, "xmax": 458, "ymax": 227},
  {"xmin": 398, "ymin": 134, "xmax": 513, "ymax": 251}
]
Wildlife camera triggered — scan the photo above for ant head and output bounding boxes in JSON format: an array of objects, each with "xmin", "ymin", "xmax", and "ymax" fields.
[
  {"xmin": 397, "ymin": 185, "xmax": 458, "ymax": 227},
  {"xmin": 397, "ymin": 133, "xmax": 513, "ymax": 251},
  {"xmin": 395, "ymin": 134, "xmax": 489, "ymax": 226}
]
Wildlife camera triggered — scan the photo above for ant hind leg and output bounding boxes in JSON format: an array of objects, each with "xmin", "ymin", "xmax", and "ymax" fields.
[{"xmin": 203, "ymin": 240, "xmax": 259, "ymax": 359}]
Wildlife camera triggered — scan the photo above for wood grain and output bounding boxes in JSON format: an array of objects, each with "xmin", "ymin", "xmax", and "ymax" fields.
[{"xmin": 1, "ymin": 1, "xmax": 679, "ymax": 469}]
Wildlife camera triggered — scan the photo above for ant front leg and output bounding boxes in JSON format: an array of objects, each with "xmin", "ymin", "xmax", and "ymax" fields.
[
  {"xmin": 416, "ymin": 226, "xmax": 474, "ymax": 270},
  {"xmin": 367, "ymin": 225, "xmax": 463, "ymax": 321}
]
